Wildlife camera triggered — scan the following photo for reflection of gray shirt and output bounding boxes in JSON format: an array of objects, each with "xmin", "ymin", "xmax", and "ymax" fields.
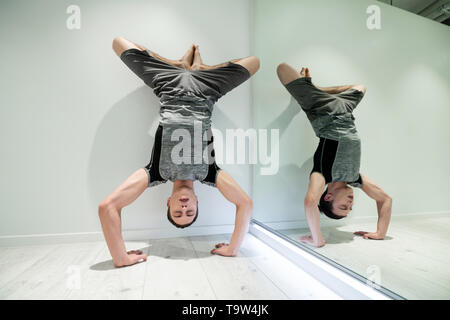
[
  {"xmin": 284, "ymin": 77, "xmax": 365, "ymax": 186},
  {"xmin": 120, "ymin": 48, "xmax": 251, "ymax": 185}
]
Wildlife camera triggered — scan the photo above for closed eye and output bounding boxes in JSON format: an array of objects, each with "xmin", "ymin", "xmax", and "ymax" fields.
[
  {"xmin": 173, "ymin": 210, "xmax": 182, "ymax": 217},
  {"xmin": 186, "ymin": 210, "xmax": 195, "ymax": 216}
]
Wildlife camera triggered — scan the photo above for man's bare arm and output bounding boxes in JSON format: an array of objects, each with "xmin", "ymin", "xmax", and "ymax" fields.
[
  {"xmin": 356, "ymin": 175, "xmax": 392, "ymax": 239},
  {"xmin": 213, "ymin": 170, "xmax": 253, "ymax": 256},
  {"xmin": 302, "ymin": 172, "xmax": 327, "ymax": 247},
  {"xmin": 98, "ymin": 169, "xmax": 149, "ymax": 267}
]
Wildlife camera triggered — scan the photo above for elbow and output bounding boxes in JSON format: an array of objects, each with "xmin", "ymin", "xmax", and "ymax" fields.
[
  {"xmin": 98, "ymin": 200, "xmax": 110, "ymax": 218},
  {"xmin": 378, "ymin": 193, "xmax": 392, "ymax": 206},
  {"xmin": 304, "ymin": 196, "xmax": 318, "ymax": 210},
  {"xmin": 237, "ymin": 196, "xmax": 253, "ymax": 212},
  {"xmin": 385, "ymin": 194, "xmax": 392, "ymax": 204},
  {"xmin": 244, "ymin": 196, "xmax": 253, "ymax": 211},
  {"xmin": 98, "ymin": 198, "xmax": 118, "ymax": 218}
]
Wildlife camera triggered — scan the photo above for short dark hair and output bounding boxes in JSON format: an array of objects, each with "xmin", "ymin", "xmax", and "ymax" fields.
[
  {"xmin": 167, "ymin": 206, "xmax": 199, "ymax": 228},
  {"xmin": 318, "ymin": 187, "xmax": 346, "ymax": 220}
]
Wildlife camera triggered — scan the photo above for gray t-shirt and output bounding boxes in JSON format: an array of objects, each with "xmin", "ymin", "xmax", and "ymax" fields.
[
  {"xmin": 120, "ymin": 48, "xmax": 251, "ymax": 186},
  {"xmin": 284, "ymin": 77, "xmax": 365, "ymax": 186}
]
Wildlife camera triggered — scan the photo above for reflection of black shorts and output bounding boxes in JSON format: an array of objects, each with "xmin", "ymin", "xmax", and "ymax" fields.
[
  {"xmin": 284, "ymin": 77, "xmax": 364, "ymax": 114},
  {"xmin": 143, "ymin": 125, "xmax": 222, "ymax": 188},
  {"xmin": 311, "ymin": 137, "xmax": 363, "ymax": 188}
]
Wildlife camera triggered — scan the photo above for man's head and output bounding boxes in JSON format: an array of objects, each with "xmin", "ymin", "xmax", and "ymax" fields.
[
  {"xmin": 318, "ymin": 185, "xmax": 354, "ymax": 219},
  {"xmin": 167, "ymin": 185, "xmax": 199, "ymax": 228}
]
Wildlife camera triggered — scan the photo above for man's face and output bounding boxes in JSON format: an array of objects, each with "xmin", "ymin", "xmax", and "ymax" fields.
[
  {"xmin": 167, "ymin": 187, "xmax": 198, "ymax": 225},
  {"xmin": 325, "ymin": 186, "xmax": 354, "ymax": 217}
]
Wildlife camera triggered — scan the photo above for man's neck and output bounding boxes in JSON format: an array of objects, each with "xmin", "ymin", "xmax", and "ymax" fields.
[{"xmin": 172, "ymin": 180, "xmax": 194, "ymax": 192}]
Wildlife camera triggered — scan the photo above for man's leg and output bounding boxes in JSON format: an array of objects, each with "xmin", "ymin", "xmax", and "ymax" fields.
[
  {"xmin": 112, "ymin": 36, "xmax": 187, "ymax": 69},
  {"xmin": 277, "ymin": 63, "xmax": 322, "ymax": 111},
  {"xmin": 277, "ymin": 63, "xmax": 365, "ymax": 94},
  {"xmin": 276, "ymin": 63, "xmax": 305, "ymax": 85},
  {"xmin": 230, "ymin": 55, "xmax": 260, "ymax": 77},
  {"xmin": 316, "ymin": 83, "xmax": 366, "ymax": 94},
  {"xmin": 98, "ymin": 168, "xmax": 149, "ymax": 267},
  {"xmin": 191, "ymin": 45, "xmax": 260, "ymax": 76}
]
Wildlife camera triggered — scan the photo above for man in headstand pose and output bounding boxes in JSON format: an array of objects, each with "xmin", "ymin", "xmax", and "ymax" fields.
[
  {"xmin": 98, "ymin": 37, "xmax": 259, "ymax": 267},
  {"xmin": 277, "ymin": 64, "xmax": 392, "ymax": 247}
]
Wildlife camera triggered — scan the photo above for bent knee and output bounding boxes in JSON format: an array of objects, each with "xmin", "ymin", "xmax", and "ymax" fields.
[
  {"xmin": 240, "ymin": 56, "xmax": 260, "ymax": 76},
  {"xmin": 249, "ymin": 56, "xmax": 260, "ymax": 70},
  {"xmin": 353, "ymin": 84, "xmax": 366, "ymax": 94},
  {"xmin": 112, "ymin": 36, "xmax": 136, "ymax": 57},
  {"xmin": 276, "ymin": 62, "xmax": 299, "ymax": 85},
  {"xmin": 276, "ymin": 62, "xmax": 289, "ymax": 76}
]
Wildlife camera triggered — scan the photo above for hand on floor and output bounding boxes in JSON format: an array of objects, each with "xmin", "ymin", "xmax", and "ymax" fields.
[
  {"xmin": 354, "ymin": 231, "xmax": 385, "ymax": 240},
  {"xmin": 210, "ymin": 243, "xmax": 237, "ymax": 257},
  {"xmin": 300, "ymin": 235, "xmax": 326, "ymax": 247},
  {"xmin": 114, "ymin": 250, "xmax": 147, "ymax": 268}
]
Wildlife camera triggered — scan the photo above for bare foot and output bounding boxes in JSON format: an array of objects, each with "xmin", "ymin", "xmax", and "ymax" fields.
[
  {"xmin": 178, "ymin": 44, "xmax": 195, "ymax": 70},
  {"xmin": 191, "ymin": 45, "xmax": 203, "ymax": 71},
  {"xmin": 299, "ymin": 67, "xmax": 311, "ymax": 78}
]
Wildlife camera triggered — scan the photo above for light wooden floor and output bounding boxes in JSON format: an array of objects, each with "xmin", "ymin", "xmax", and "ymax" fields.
[
  {"xmin": 0, "ymin": 233, "xmax": 341, "ymax": 300},
  {"xmin": 279, "ymin": 213, "xmax": 450, "ymax": 300}
]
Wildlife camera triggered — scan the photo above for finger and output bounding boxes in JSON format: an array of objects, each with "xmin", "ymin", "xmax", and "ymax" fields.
[
  {"xmin": 211, "ymin": 249, "xmax": 222, "ymax": 255},
  {"xmin": 131, "ymin": 254, "xmax": 147, "ymax": 264}
]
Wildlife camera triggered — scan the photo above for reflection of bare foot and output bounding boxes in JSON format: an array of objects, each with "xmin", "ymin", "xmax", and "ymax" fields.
[
  {"xmin": 191, "ymin": 45, "xmax": 203, "ymax": 71},
  {"xmin": 299, "ymin": 67, "xmax": 310, "ymax": 78}
]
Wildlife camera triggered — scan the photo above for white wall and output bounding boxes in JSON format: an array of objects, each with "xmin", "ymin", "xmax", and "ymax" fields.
[
  {"xmin": 0, "ymin": 0, "xmax": 253, "ymax": 243},
  {"xmin": 252, "ymin": 0, "xmax": 450, "ymax": 226}
]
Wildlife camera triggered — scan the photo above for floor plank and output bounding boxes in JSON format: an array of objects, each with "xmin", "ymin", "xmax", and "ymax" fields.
[
  {"xmin": 189, "ymin": 234, "xmax": 288, "ymax": 300},
  {"xmin": 278, "ymin": 214, "xmax": 450, "ymax": 299},
  {"xmin": 0, "ymin": 242, "xmax": 103, "ymax": 299},
  {"xmin": 0, "ymin": 233, "xmax": 349, "ymax": 300},
  {"xmin": 142, "ymin": 237, "xmax": 216, "ymax": 299},
  {"xmin": 68, "ymin": 241, "xmax": 148, "ymax": 300}
]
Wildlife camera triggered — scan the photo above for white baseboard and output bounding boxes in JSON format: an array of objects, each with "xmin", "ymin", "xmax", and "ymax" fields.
[
  {"xmin": 0, "ymin": 224, "xmax": 235, "ymax": 247},
  {"xmin": 1, "ymin": 211, "xmax": 448, "ymax": 247}
]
